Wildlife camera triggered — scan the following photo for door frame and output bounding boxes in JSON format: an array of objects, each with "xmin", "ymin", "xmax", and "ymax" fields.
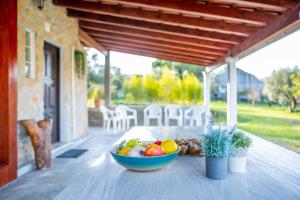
[
  {"xmin": 44, "ymin": 41, "xmax": 61, "ymax": 143},
  {"xmin": 44, "ymin": 39, "xmax": 70, "ymax": 143},
  {"xmin": 0, "ymin": 0, "xmax": 17, "ymax": 186}
]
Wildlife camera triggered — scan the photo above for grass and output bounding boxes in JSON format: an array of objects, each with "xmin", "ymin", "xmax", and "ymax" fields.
[{"xmin": 211, "ymin": 101, "xmax": 300, "ymax": 153}]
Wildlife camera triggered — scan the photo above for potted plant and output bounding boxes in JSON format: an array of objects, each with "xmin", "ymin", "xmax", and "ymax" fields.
[
  {"xmin": 203, "ymin": 127, "xmax": 233, "ymax": 180},
  {"xmin": 94, "ymin": 89, "xmax": 103, "ymax": 108},
  {"xmin": 228, "ymin": 132, "xmax": 252, "ymax": 173}
]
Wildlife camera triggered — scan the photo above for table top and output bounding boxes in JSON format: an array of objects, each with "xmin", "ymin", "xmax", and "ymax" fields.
[{"xmin": 2, "ymin": 127, "xmax": 299, "ymax": 200}]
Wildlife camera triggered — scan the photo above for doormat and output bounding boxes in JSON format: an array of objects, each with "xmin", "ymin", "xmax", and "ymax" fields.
[{"xmin": 56, "ymin": 149, "xmax": 88, "ymax": 158}]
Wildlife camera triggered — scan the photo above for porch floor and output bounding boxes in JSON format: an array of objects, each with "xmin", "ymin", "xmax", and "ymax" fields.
[{"xmin": 0, "ymin": 127, "xmax": 299, "ymax": 200}]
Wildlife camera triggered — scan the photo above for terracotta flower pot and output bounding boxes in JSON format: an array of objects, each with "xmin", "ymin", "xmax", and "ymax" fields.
[{"xmin": 94, "ymin": 99, "xmax": 101, "ymax": 108}]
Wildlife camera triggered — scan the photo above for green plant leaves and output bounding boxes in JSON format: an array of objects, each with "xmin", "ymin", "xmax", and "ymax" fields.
[
  {"xmin": 203, "ymin": 127, "xmax": 232, "ymax": 158},
  {"xmin": 231, "ymin": 132, "xmax": 252, "ymax": 149},
  {"xmin": 75, "ymin": 50, "xmax": 86, "ymax": 79}
]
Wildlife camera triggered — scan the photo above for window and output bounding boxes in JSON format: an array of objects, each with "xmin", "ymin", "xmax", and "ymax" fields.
[{"xmin": 25, "ymin": 30, "xmax": 36, "ymax": 78}]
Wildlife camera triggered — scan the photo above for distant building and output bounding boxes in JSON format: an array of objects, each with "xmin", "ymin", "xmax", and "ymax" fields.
[{"xmin": 212, "ymin": 68, "xmax": 263, "ymax": 101}]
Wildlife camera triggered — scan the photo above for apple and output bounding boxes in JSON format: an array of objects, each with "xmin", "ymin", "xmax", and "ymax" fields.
[
  {"xmin": 154, "ymin": 140, "xmax": 162, "ymax": 145},
  {"xmin": 145, "ymin": 144, "xmax": 164, "ymax": 156},
  {"xmin": 126, "ymin": 138, "xmax": 141, "ymax": 148}
]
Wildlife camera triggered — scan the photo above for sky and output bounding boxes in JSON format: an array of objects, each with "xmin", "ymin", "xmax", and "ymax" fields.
[{"xmin": 88, "ymin": 29, "xmax": 300, "ymax": 79}]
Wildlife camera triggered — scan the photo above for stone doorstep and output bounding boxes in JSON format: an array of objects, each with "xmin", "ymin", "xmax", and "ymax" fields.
[{"xmin": 17, "ymin": 131, "xmax": 95, "ymax": 177}]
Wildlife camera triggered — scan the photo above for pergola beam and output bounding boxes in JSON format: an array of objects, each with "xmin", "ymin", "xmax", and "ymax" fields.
[
  {"xmin": 97, "ymin": 39, "xmax": 220, "ymax": 61},
  {"xmin": 55, "ymin": 0, "xmax": 259, "ymax": 36},
  {"xmin": 69, "ymin": 10, "xmax": 243, "ymax": 44},
  {"xmin": 80, "ymin": 22, "xmax": 234, "ymax": 51},
  {"xmin": 232, "ymin": 3, "xmax": 300, "ymax": 57},
  {"xmin": 92, "ymin": 32, "xmax": 226, "ymax": 56},
  {"xmin": 208, "ymin": 0, "xmax": 295, "ymax": 12},
  {"xmin": 105, "ymin": 46, "xmax": 211, "ymax": 66},
  {"xmin": 78, "ymin": 29, "xmax": 107, "ymax": 55},
  {"xmin": 70, "ymin": 0, "xmax": 277, "ymax": 25},
  {"xmin": 103, "ymin": 44, "xmax": 214, "ymax": 64}
]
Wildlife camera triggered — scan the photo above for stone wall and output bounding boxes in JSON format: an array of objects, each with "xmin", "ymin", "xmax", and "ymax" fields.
[{"xmin": 17, "ymin": 0, "xmax": 88, "ymax": 167}]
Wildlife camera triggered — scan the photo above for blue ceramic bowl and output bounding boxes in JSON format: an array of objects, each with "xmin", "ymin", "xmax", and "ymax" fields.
[{"xmin": 110, "ymin": 143, "xmax": 180, "ymax": 171}]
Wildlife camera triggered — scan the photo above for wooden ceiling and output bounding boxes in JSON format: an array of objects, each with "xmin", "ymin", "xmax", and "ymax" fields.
[{"xmin": 53, "ymin": 0, "xmax": 300, "ymax": 67}]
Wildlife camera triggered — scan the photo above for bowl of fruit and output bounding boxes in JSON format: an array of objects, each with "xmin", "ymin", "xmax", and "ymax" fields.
[{"xmin": 110, "ymin": 138, "xmax": 180, "ymax": 171}]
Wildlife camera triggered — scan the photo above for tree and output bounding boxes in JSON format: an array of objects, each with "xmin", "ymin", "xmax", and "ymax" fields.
[
  {"xmin": 247, "ymin": 90, "xmax": 260, "ymax": 106},
  {"xmin": 291, "ymin": 72, "xmax": 300, "ymax": 98},
  {"xmin": 263, "ymin": 67, "xmax": 300, "ymax": 112},
  {"xmin": 143, "ymin": 74, "xmax": 159, "ymax": 101},
  {"xmin": 111, "ymin": 66, "xmax": 126, "ymax": 99},
  {"xmin": 182, "ymin": 73, "xmax": 202, "ymax": 103},
  {"xmin": 152, "ymin": 60, "xmax": 204, "ymax": 80},
  {"xmin": 158, "ymin": 67, "xmax": 181, "ymax": 103},
  {"xmin": 124, "ymin": 75, "xmax": 143, "ymax": 101}
]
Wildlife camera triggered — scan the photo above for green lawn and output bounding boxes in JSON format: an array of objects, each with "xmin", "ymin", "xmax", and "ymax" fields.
[{"xmin": 211, "ymin": 101, "xmax": 300, "ymax": 153}]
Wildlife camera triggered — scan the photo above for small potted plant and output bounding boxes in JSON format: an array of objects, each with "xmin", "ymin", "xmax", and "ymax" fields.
[
  {"xmin": 203, "ymin": 127, "xmax": 233, "ymax": 180},
  {"xmin": 94, "ymin": 89, "xmax": 103, "ymax": 108},
  {"xmin": 228, "ymin": 132, "xmax": 252, "ymax": 173}
]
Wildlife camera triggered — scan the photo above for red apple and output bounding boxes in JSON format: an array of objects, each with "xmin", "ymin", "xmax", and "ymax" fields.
[
  {"xmin": 154, "ymin": 140, "xmax": 162, "ymax": 145},
  {"xmin": 145, "ymin": 144, "xmax": 164, "ymax": 156}
]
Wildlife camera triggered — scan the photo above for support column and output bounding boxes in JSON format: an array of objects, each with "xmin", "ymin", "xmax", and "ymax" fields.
[
  {"xmin": 202, "ymin": 71, "xmax": 211, "ymax": 110},
  {"xmin": 104, "ymin": 51, "xmax": 111, "ymax": 107},
  {"xmin": 0, "ymin": 0, "xmax": 17, "ymax": 186},
  {"xmin": 226, "ymin": 57, "xmax": 237, "ymax": 127}
]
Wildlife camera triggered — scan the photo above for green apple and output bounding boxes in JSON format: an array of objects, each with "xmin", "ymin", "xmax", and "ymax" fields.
[{"xmin": 126, "ymin": 138, "xmax": 141, "ymax": 148}]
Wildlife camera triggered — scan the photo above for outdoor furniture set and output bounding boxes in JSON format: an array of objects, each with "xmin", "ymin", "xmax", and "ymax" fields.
[{"xmin": 100, "ymin": 104, "xmax": 209, "ymax": 131}]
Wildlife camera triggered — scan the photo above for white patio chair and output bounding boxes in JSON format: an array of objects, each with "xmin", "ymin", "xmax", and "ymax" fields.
[
  {"xmin": 184, "ymin": 105, "xmax": 206, "ymax": 127},
  {"xmin": 100, "ymin": 106, "xmax": 116, "ymax": 131},
  {"xmin": 115, "ymin": 105, "xmax": 137, "ymax": 130},
  {"xmin": 144, "ymin": 104, "xmax": 163, "ymax": 126},
  {"xmin": 164, "ymin": 105, "xmax": 183, "ymax": 126}
]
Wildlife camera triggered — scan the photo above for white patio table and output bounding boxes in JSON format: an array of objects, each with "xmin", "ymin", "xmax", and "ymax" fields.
[
  {"xmin": 3, "ymin": 127, "xmax": 299, "ymax": 200},
  {"xmin": 52, "ymin": 126, "xmax": 300, "ymax": 200}
]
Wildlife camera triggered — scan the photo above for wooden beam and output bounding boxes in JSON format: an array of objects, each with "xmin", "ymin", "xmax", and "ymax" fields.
[
  {"xmin": 99, "ymin": 39, "xmax": 220, "ymax": 61},
  {"xmin": 78, "ymin": 29, "xmax": 107, "ymax": 55},
  {"xmin": 79, "ymin": 21, "xmax": 234, "ymax": 51},
  {"xmin": 208, "ymin": 0, "xmax": 296, "ymax": 11},
  {"xmin": 69, "ymin": 10, "xmax": 243, "ymax": 44},
  {"xmin": 0, "ymin": 0, "xmax": 17, "ymax": 186},
  {"xmin": 98, "ymin": 39, "xmax": 220, "ymax": 61},
  {"xmin": 54, "ymin": 0, "xmax": 277, "ymax": 25},
  {"xmin": 209, "ymin": 0, "xmax": 289, "ymax": 13},
  {"xmin": 54, "ymin": 0, "xmax": 258, "ymax": 36},
  {"xmin": 232, "ymin": 3, "xmax": 300, "ymax": 56},
  {"xmin": 92, "ymin": 32, "xmax": 226, "ymax": 56},
  {"xmin": 103, "ymin": 44, "xmax": 213, "ymax": 64},
  {"xmin": 106, "ymin": 46, "xmax": 211, "ymax": 66}
]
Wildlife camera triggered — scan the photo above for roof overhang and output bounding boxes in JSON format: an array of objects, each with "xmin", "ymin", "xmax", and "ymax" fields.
[{"xmin": 54, "ymin": 0, "xmax": 300, "ymax": 66}]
